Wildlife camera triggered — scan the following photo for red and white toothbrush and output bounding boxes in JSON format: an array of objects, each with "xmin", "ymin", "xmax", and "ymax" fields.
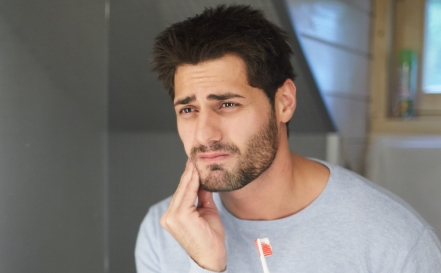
[{"xmin": 254, "ymin": 238, "xmax": 273, "ymax": 273}]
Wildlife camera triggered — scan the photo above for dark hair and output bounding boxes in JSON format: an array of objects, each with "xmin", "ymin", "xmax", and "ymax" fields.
[
  {"xmin": 151, "ymin": 4, "xmax": 296, "ymax": 103},
  {"xmin": 152, "ymin": 5, "xmax": 295, "ymax": 136}
]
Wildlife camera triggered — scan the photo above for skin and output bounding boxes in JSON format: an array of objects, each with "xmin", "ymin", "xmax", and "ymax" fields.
[{"xmin": 160, "ymin": 54, "xmax": 330, "ymax": 272}]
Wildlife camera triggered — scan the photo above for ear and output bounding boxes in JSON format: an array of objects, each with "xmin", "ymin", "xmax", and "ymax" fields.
[{"xmin": 275, "ymin": 79, "xmax": 296, "ymax": 123}]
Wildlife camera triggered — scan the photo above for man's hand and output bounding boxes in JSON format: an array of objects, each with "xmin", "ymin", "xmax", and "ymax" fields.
[{"xmin": 160, "ymin": 160, "xmax": 226, "ymax": 272}]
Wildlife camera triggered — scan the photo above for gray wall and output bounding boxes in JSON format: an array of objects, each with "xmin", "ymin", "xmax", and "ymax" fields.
[
  {"xmin": 284, "ymin": 0, "xmax": 372, "ymax": 173},
  {"xmin": 0, "ymin": 1, "xmax": 108, "ymax": 272}
]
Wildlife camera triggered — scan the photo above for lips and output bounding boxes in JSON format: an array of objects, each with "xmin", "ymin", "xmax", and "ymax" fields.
[{"xmin": 198, "ymin": 152, "xmax": 230, "ymax": 162}]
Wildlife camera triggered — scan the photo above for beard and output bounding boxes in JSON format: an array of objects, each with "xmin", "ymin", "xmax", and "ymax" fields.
[{"xmin": 190, "ymin": 109, "xmax": 279, "ymax": 192}]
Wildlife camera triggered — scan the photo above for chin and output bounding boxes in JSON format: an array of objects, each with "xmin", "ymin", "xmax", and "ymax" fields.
[{"xmin": 199, "ymin": 169, "xmax": 252, "ymax": 192}]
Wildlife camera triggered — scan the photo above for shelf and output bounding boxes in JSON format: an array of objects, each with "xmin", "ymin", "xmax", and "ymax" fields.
[{"xmin": 371, "ymin": 116, "xmax": 441, "ymax": 134}]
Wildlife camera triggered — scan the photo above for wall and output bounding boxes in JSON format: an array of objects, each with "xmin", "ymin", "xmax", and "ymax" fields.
[
  {"xmin": 284, "ymin": 0, "xmax": 372, "ymax": 173},
  {"xmin": 0, "ymin": 1, "xmax": 108, "ymax": 272}
]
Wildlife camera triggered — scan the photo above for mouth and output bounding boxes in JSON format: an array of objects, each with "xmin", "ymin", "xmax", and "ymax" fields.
[{"xmin": 198, "ymin": 152, "xmax": 230, "ymax": 163}]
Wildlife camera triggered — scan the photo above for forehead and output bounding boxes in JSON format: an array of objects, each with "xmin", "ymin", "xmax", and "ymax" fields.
[{"xmin": 174, "ymin": 54, "xmax": 251, "ymax": 99}]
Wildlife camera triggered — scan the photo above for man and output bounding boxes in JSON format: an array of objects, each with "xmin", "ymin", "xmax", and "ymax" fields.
[{"xmin": 135, "ymin": 4, "xmax": 441, "ymax": 272}]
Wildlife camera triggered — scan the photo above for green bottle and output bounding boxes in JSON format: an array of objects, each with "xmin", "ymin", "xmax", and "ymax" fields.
[{"xmin": 394, "ymin": 49, "xmax": 417, "ymax": 118}]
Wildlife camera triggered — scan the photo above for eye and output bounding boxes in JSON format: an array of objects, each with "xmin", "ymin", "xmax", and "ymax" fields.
[
  {"xmin": 179, "ymin": 107, "xmax": 195, "ymax": 114},
  {"xmin": 222, "ymin": 102, "xmax": 236, "ymax": 108}
]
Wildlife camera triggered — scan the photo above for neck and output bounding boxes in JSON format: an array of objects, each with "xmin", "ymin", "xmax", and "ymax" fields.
[{"xmin": 219, "ymin": 137, "xmax": 330, "ymax": 220}]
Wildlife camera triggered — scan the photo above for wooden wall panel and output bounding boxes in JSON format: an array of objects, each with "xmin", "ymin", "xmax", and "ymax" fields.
[
  {"xmin": 299, "ymin": 37, "xmax": 370, "ymax": 98},
  {"xmin": 286, "ymin": 0, "xmax": 371, "ymax": 54},
  {"xmin": 285, "ymin": 0, "xmax": 371, "ymax": 174},
  {"xmin": 345, "ymin": 0, "xmax": 371, "ymax": 12}
]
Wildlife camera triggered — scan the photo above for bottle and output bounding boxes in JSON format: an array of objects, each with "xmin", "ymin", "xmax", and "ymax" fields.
[{"xmin": 394, "ymin": 49, "xmax": 417, "ymax": 118}]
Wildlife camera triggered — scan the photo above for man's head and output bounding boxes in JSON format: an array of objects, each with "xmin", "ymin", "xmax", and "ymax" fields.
[{"xmin": 152, "ymin": 5, "xmax": 297, "ymax": 192}]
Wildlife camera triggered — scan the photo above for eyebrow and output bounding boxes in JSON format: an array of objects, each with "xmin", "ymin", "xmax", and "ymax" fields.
[
  {"xmin": 207, "ymin": 93, "xmax": 245, "ymax": 101},
  {"xmin": 174, "ymin": 95, "xmax": 196, "ymax": 106},
  {"xmin": 174, "ymin": 93, "xmax": 245, "ymax": 106}
]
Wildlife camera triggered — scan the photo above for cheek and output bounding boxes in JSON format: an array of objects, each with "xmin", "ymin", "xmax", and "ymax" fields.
[
  {"xmin": 177, "ymin": 121, "xmax": 194, "ymax": 156},
  {"xmin": 223, "ymin": 111, "xmax": 263, "ymax": 146}
]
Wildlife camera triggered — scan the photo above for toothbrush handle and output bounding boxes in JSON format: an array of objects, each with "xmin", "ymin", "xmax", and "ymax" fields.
[{"xmin": 260, "ymin": 255, "xmax": 270, "ymax": 273}]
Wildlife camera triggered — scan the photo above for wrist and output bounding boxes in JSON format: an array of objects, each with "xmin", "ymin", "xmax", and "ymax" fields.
[{"xmin": 193, "ymin": 257, "xmax": 226, "ymax": 272}]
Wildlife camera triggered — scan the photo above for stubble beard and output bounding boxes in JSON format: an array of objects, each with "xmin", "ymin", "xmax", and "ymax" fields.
[{"xmin": 190, "ymin": 110, "xmax": 279, "ymax": 192}]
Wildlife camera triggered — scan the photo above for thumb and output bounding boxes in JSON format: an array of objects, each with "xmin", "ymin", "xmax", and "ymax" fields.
[{"xmin": 197, "ymin": 188, "xmax": 218, "ymax": 211}]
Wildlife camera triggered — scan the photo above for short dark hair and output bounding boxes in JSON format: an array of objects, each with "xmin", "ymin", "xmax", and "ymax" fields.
[{"xmin": 151, "ymin": 4, "xmax": 296, "ymax": 105}]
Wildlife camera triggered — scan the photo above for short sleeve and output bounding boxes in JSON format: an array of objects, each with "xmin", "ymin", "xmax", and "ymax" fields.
[
  {"xmin": 399, "ymin": 227, "xmax": 441, "ymax": 272},
  {"xmin": 135, "ymin": 208, "xmax": 161, "ymax": 273}
]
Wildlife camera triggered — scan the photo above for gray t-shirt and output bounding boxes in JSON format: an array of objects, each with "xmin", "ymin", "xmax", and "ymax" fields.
[{"xmin": 135, "ymin": 160, "xmax": 441, "ymax": 272}]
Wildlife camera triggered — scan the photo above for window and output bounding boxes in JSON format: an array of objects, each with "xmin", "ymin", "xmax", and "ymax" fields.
[
  {"xmin": 422, "ymin": 0, "xmax": 441, "ymax": 94},
  {"xmin": 389, "ymin": 0, "xmax": 441, "ymax": 115}
]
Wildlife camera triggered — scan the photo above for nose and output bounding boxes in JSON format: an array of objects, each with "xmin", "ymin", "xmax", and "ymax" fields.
[{"xmin": 194, "ymin": 109, "xmax": 222, "ymax": 146}]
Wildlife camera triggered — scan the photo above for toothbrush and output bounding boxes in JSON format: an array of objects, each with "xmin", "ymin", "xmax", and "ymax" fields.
[{"xmin": 254, "ymin": 238, "xmax": 272, "ymax": 273}]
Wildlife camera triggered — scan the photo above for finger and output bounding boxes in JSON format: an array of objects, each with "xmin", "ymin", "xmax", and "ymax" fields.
[
  {"xmin": 178, "ymin": 159, "xmax": 193, "ymax": 190},
  {"xmin": 168, "ymin": 159, "xmax": 190, "ymax": 208},
  {"xmin": 169, "ymin": 160, "xmax": 196, "ymax": 210},
  {"xmin": 167, "ymin": 159, "xmax": 192, "ymax": 210},
  {"xmin": 162, "ymin": 160, "xmax": 193, "ymax": 228},
  {"xmin": 181, "ymin": 166, "xmax": 200, "ymax": 206},
  {"xmin": 197, "ymin": 188, "xmax": 218, "ymax": 212}
]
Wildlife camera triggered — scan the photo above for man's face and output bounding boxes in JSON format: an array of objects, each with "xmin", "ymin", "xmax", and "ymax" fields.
[{"xmin": 174, "ymin": 54, "xmax": 279, "ymax": 192}]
